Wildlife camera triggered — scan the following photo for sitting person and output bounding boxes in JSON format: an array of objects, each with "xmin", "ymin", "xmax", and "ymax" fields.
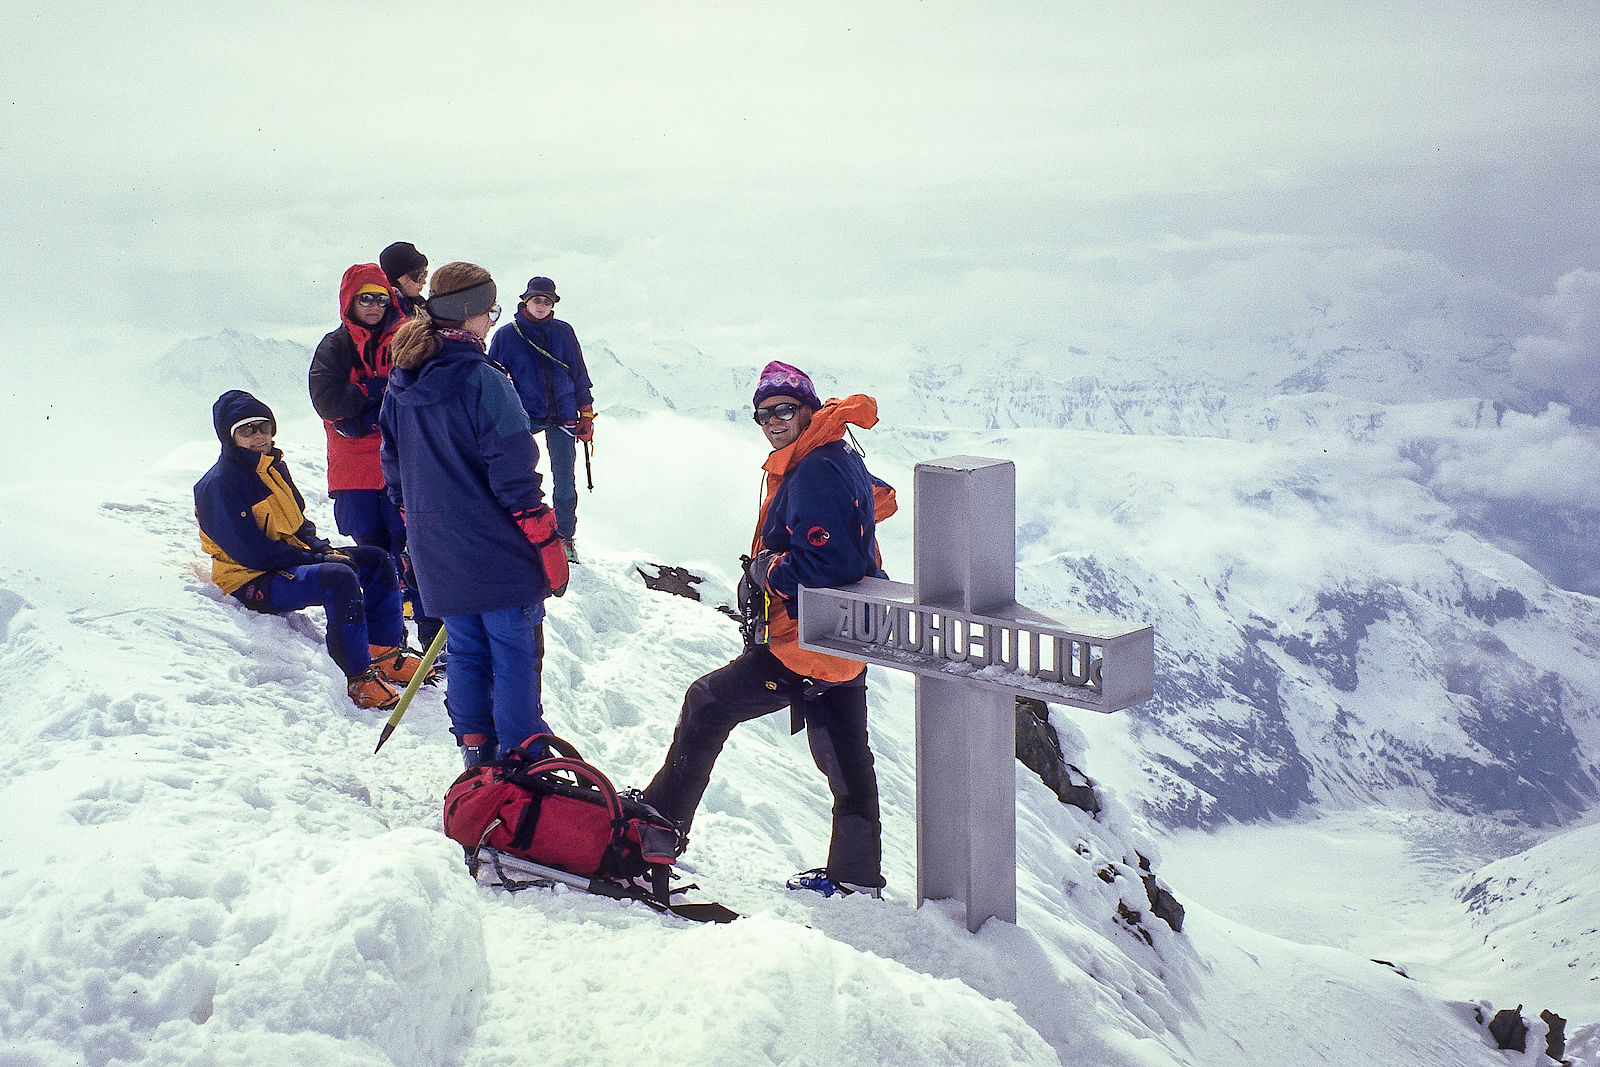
[{"xmin": 194, "ymin": 389, "xmax": 432, "ymax": 710}]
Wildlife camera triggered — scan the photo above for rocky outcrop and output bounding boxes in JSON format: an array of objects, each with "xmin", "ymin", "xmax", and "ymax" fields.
[{"xmin": 1017, "ymin": 698, "xmax": 1183, "ymax": 934}]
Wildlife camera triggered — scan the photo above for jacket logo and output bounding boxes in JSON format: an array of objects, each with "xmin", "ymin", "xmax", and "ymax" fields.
[{"xmin": 807, "ymin": 525, "xmax": 830, "ymax": 547}]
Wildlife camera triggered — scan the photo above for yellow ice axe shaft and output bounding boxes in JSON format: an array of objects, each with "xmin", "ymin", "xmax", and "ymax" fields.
[{"xmin": 373, "ymin": 624, "xmax": 448, "ymax": 754}]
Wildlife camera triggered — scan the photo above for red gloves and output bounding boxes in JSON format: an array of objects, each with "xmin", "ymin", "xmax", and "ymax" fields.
[
  {"xmin": 512, "ymin": 506, "xmax": 569, "ymax": 597},
  {"xmin": 574, "ymin": 409, "xmax": 596, "ymax": 443}
]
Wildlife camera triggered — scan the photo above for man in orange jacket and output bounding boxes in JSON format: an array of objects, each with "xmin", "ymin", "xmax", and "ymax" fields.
[{"xmin": 643, "ymin": 361, "xmax": 897, "ymax": 897}]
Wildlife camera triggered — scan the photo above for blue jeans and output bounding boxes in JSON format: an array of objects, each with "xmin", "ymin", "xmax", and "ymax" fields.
[
  {"xmin": 540, "ymin": 428, "xmax": 579, "ymax": 539},
  {"xmin": 443, "ymin": 602, "xmax": 549, "ymax": 755},
  {"xmin": 232, "ymin": 544, "xmax": 403, "ymax": 677}
]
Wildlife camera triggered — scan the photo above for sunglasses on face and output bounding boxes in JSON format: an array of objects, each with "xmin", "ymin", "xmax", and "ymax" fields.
[
  {"xmin": 407, "ymin": 270, "xmax": 428, "ymax": 283},
  {"xmin": 526, "ymin": 295, "xmax": 555, "ymax": 306},
  {"xmin": 487, "ymin": 304, "xmax": 502, "ymax": 324},
  {"xmin": 355, "ymin": 292, "xmax": 390, "ymax": 308},
  {"xmin": 753, "ymin": 402, "xmax": 801, "ymax": 425},
  {"xmin": 235, "ymin": 420, "xmax": 273, "ymax": 438}
]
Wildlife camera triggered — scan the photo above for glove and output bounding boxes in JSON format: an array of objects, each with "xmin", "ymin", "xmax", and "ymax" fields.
[
  {"xmin": 744, "ymin": 549, "xmax": 778, "ymax": 593},
  {"xmin": 574, "ymin": 411, "xmax": 595, "ymax": 443},
  {"xmin": 512, "ymin": 506, "xmax": 569, "ymax": 597},
  {"xmin": 299, "ymin": 525, "xmax": 333, "ymax": 556},
  {"xmin": 320, "ymin": 549, "xmax": 353, "ymax": 566},
  {"xmin": 332, "ymin": 377, "xmax": 386, "ymax": 438}
]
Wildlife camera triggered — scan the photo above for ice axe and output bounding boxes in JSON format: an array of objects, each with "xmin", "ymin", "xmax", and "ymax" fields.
[
  {"xmin": 373, "ymin": 624, "xmax": 448, "ymax": 754},
  {"xmin": 583, "ymin": 438, "xmax": 594, "ymax": 491}
]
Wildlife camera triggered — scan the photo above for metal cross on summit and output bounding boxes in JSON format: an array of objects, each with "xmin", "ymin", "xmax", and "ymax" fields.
[{"xmin": 799, "ymin": 456, "xmax": 1155, "ymax": 932}]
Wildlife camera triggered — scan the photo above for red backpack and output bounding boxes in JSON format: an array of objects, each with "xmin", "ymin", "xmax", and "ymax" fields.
[{"xmin": 442, "ymin": 734, "xmax": 681, "ymax": 884}]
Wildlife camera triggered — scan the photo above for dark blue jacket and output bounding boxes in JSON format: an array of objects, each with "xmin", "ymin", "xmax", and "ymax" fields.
[
  {"xmin": 486, "ymin": 311, "xmax": 594, "ymax": 427},
  {"xmin": 379, "ymin": 338, "xmax": 550, "ymax": 617},
  {"xmin": 759, "ymin": 438, "xmax": 887, "ymax": 615},
  {"xmin": 194, "ymin": 390, "xmax": 331, "ymax": 593}
]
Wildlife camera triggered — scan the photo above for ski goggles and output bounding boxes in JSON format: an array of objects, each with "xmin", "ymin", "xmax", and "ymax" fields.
[
  {"xmin": 753, "ymin": 402, "xmax": 801, "ymax": 425},
  {"xmin": 232, "ymin": 419, "xmax": 273, "ymax": 438},
  {"xmin": 354, "ymin": 292, "xmax": 391, "ymax": 308}
]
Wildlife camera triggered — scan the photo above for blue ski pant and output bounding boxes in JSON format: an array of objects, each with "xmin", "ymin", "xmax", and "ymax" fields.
[
  {"xmin": 443, "ymin": 602, "xmax": 550, "ymax": 756},
  {"xmin": 231, "ymin": 544, "xmax": 404, "ymax": 678},
  {"xmin": 643, "ymin": 646, "xmax": 883, "ymax": 888},
  {"xmin": 538, "ymin": 427, "xmax": 579, "ymax": 539},
  {"xmin": 332, "ymin": 488, "xmax": 443, "ymax": 645}
]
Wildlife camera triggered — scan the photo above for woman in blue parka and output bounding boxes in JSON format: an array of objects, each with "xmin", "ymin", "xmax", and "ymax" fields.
[{"xmin": 379, "ymin": 262, "xmax": 570, "ymax": 767}]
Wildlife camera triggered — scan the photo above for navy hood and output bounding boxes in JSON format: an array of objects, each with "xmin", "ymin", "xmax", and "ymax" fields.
[
  {"xmin": 387, "ymin": 338, "xmax": 495, "ymax": 409},
  {"xmin": 212, "ymin": 390, "xmax": 274, "ymax": 455}
]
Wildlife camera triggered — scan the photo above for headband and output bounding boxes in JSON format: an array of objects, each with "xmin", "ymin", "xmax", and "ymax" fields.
[{"xmin": 425, "ymin": 280, "xmax": 496, "ymax": 322}]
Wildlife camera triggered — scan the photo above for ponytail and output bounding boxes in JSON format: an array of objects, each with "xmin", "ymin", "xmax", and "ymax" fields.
[{"xmin": 390, "ymin": 312, "xmax": 441, "ymax": 370}]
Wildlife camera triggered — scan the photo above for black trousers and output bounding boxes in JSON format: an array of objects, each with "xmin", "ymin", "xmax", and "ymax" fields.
[{"xmin": 643, "ymin": 646, "xmax": 884, "ymax": 888}]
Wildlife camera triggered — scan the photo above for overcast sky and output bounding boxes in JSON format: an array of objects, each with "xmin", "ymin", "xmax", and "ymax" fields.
[{"xmin": 3, "ymin": 0, "xmax": 1597, "ymax": 376}]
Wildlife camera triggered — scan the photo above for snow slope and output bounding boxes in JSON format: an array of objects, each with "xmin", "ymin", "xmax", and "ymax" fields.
[{"xmin": 0, "ymin": 407, "xmax": 1590, "ymax": 1065}]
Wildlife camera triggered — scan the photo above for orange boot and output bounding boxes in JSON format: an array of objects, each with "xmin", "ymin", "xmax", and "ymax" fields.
[
  {"xmin": 347, "ymin": 665, "xmax": 400, "ymax": 710},
  {"xmin": 369, "ymin": 644, "xmax": 437, "ymax": 687}
]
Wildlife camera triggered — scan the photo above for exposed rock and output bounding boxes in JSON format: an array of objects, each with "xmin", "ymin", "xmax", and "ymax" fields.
[
  {"xmin": 1481, "ymin": 1004, "xmax": 1569, "ymax": 1062},
  {"xmin": 1019, "ymin": 699, "xmax": 1183, "ymax": 933},
  {"xmin": 1540, "ymin": 1009, "xmax": 1568, "ymax": 1064},
  {"xmin": 1137, "ymin": 854, "xmax": 1186, "ymax": 933},
  {"xmin": 1015, "ymin": 698, "xmax": 1100, "ymax": 814},
  {"xmin": 1487, "ymin": 1005, "xmax": 1527, "ymax": 1053}
]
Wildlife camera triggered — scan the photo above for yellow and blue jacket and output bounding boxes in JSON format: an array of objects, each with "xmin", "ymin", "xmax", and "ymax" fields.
[{"xmin": 194, "ymin": 390, "xmax": 329, "ymax": 594}]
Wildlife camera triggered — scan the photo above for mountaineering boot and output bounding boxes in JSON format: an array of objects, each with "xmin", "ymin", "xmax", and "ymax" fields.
[
  {"xmin": 461, "ymin": 733, "xmax": 497, "ymax": 770},
  {"xmin": 562, "ymin": 537, "xmax": 580, "ymax": 565},
  {"xmin": 369, "ymin": 644, "xmax": 438, "ymax": 687},
  {"xmin": 347, "ymin": 666, "xmax": 400, "ymax": 710},
  {"xmin": 785, "ymin": 867, "xmax": 883, "ymax": 900}
]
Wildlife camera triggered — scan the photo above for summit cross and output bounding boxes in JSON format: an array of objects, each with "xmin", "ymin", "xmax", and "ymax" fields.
[{"xmin": 799, "ymin": 456, "xmax": 1154, "ymax": 932}]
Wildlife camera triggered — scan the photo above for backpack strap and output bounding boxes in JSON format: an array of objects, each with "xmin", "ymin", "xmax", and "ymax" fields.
[
  {"xmin": 505, "ymin": 733, "xmax": 584, "ymax": 762},
  {"xmin": 521, "ymin": 756, "xmax": 625, "ymax": 825}
]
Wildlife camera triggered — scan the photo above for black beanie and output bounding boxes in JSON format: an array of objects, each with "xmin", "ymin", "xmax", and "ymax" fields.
[{"xmin": 380, "ymin": 242, "xmax": 428, "ymax": 284}]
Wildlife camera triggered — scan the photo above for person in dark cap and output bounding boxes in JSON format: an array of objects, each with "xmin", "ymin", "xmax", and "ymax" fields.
[
  {"xmin": 380, "ymin": 242, "xmax": 429, "ymax": 317},
  {"xmin": 487, "ymin": 275, "xmax": 595, "ymax": 564},
  {"xmin": 641, "ymin": 361, "xmax": 898, "ymax": 900}
]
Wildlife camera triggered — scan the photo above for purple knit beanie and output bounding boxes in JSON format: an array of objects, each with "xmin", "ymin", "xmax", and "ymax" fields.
[{"xmin": 752, "ymin": 360, "xmax": 822, "ymax": 410}]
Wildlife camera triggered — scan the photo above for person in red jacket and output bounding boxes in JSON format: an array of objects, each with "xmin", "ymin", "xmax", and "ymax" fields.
[{"xmin": 308, "ymin": 263, "xmax": 441, "ymax": 655}]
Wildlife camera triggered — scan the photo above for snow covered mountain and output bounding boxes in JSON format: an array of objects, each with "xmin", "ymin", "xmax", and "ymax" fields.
[{"xmin": 577, "ymin": 329, "xmax": 1600, "ymax": 835}]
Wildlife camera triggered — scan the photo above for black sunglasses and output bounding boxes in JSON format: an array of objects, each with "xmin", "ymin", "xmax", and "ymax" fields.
[
  {"xmin": 235, "ymin": 419, "xmax": 273, "ymax": 437},
  {"xmin": 753, "ymin": 402, "xmax": 802, "ymax": 425}
]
